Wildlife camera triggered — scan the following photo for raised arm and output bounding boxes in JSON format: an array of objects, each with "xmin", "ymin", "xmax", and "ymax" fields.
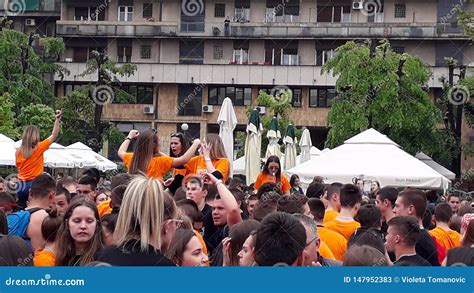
[
  {"xmin": 47, "ymin": 110, "xmax": 62, "ymax": 143},
  {"xmin": 205, "ymin": 172, "xmax": 242, "ymax": 227},
  {"xmin": 172, "ymin": 139, "xmax": 201, "ymax": 167},
  {"xmin": 118, "ymin": 130, "xmax": 139, "ymax": 160}
]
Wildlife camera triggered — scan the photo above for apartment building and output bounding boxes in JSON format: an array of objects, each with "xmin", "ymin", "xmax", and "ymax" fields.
[{"xmin": 1, "ymin": 0, "xmax": 473, "ymax": 170}]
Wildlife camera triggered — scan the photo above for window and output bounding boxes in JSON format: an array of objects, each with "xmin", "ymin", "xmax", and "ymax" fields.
[
  {"xmin": 118, "ymin": 6, "xmax": 133, "ymax": 21},
  {"xmin": 143, "ymin": 3, "xmax": 153, "ymax": 18},
  {"xmin": 117, "ymin": 46, "xmax": 132, "ymax": 63},
  {"xmin": 394, "ymin": 4, "xmax": 406, "ymax": 18},
  {"xmin": 179, "ymin": 40, "xmax": 204, "ymax": 64},
  {"xmin": 114, "ymin": 85, "xmax": 154, "ymax": 104},
  {"xmin": 392, "ymin": 47, "xmax": 405, "ymax": 54},
  {"xmin": 234, "ymin": 8, "xmax": 250, "ymax": 21},
  {"xmin": 75, "ymin": 7, "xmax": 103, "ymax": 21},
  {"xmin": 178, "ymin": 84, "xmax": 203, "ymax": 116},
  {"xmin": 316, "ymin": 49, "xmax": 335, "ymax": 66},
  {"xmin": 233, "ymin": 49, "xmax": 249, "ymax": 64},
  {"xmin": 215, "ymin": 4, "xmax": 226, "ymax": 17},
  {"xmin": 208, "ymin": 86, "xmax": 252, "ymax": 106},
  {"xmin": 292, "ymin": 89, "xmax": 302, "ymax": 107},
  {"xmin": 214, "ymin": 45, "xmax": 224, "ymax": 59},
  {"xmin": 317, "ymin": 6, "xmax": 350, "ymax": 23},
  {"xmin": 266, "ymin": 0, "xmax": 299, "ymax": 23},
  {"xmin": 265, "ymin": 41, "xmax": 298, "ymax": 65},
  {"xmin": 309, "ymin": 88, "xmax": 336, "ymax": 108},
  {"xmin": 141, "ymin": 45, "xmax": 151, "ymax": 59},
  {"xmin": 73, "ymin": 47, "xmax": 105, "ymax": 62}
]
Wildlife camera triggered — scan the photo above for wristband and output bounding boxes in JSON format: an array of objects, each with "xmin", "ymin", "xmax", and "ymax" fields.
[
  {"xmin": 126, "ymin": 137, "xmax": 132, "ymax": 141},
  {"xmin": 216, "ymin": 179, "xmax": 223, "ymax": 186},
  {"xmin": 205, "ymin": 157, "xmax": 211, "ymax": 162}
]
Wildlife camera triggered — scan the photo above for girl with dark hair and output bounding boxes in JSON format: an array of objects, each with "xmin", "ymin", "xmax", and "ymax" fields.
[
  {"xmin": 445, "ymin": 219, "xmax": 474, "ymax": 266},
  {"xmin": 169, "ymin": 132, "xmax": 189, "ymax": 158},
  {"xmin": 238, "ymin": 230, "xmax": 258, "ymax": 266},
  {"xmin": 254, "ymin": 156, "xmax": 290, "ymax": 195},
  {"xmin": 117, "ymin": 129, "xmax": 200, "ymax": 181},
  {"xmin": 222, "ymin": 220, "xmax": 260, "ymax": 266},
  {"xmin": 55, "ymin": 197, "xmax": 104, "ymax": 266},
  {"xmin": 166, "ymin": 229, "xmax": 208, "ymax": 266},
  {"xmin": 290, "ymin": 174, "xmax": 304, "ymax": 194},
  {"xmin": 34, "ymin": 206, "xmax": 62, "ymax": 266},
  {"xmin": 15, "ymin": 110, "xmax": 62, "ymax": 208},
  {"xmin": 185, "ymin": 133, "xmax": 230, "ymax": 183}
]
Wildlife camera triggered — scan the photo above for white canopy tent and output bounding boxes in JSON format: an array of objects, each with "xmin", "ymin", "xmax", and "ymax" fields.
[
  {"xmin": 65, "ymin": 142, "xmax": 117, "ymax": 171},
  {"xmin": 0, "ymin": 134, "xmax": 16, "ymax": 166},
  {"xmin": 233, "ymin": 155, "xmax": 246, "ymax": 176},
  {"xmin": 416, "ymin": 152, "xmax": 456, "ymax": 180},
  {"xmin": 287, "ymin": 129, "xmax": 451, "ymax": 190}
]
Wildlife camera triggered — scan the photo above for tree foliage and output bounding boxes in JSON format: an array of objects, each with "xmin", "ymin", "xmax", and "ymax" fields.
[
  {"xmin": 322, "ymin": 40, "xmax": 456, "ymax": 165},
  {"xmin": 17, "ymin": 104, "xmax": 55, "ymax": 139}
]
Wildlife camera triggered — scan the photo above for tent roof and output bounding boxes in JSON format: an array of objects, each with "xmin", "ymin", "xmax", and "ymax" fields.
[
  {"xmin": 415, "ymin": 152, "xmax": 456, "ymax": 180},
  {"xmin": 345, "ymin": 128, "xmax": 399, "ymax": 146},
  {"xmin": 288, "ymin": 129, "xmax": 449, "ymax": 189},
  {"xmin": 0, "ymin": 134, "xmax": 14, "ymax": 143}
]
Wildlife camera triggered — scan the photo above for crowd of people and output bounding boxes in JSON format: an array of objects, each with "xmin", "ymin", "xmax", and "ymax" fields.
[{"xmin": 0, "ymin": 115, "xmax": 473, "ymax": 267}]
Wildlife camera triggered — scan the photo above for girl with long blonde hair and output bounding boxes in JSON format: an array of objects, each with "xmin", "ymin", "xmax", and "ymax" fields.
[{"xmin": 16, "ymin": 110, "xmax": 62, "ymax": 208}]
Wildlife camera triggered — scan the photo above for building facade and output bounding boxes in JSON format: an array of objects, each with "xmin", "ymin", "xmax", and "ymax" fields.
[{"xmin": 1, "ymin": 0, "xmax": 473, "ymax": 171}]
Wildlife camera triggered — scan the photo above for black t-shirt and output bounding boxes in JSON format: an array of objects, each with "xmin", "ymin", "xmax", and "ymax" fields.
[
  {"xmin": 416, "ymin": 229, "xmax": 439, "ymax": 266},
  {"xmin": 210, "ymin": 226, "xmax": 229, "ymax": 266},
  {"xmin": 446, "ymin": 246, "xmax": 474, "ymax": 266},
  {"xmin": 202, "ymin": 203, "xmax": 219, "ymax": 254},
  {"xmin": 97, "ymin": 239, "xmax": 175, "ymax": 266},
  {"xmin": 394, "ymin": 254, "xmax": 432, "ymax": 266}
]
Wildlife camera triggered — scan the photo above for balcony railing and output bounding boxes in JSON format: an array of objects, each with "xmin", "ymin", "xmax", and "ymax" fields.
[
  {"xmin": 54, "ymin": 62, "xmax": 456, "ymax": 89},
  {"xmin": 56, "ymin": 21, "xmax": 178, "ymax": 37},
  {"xmin": 179, "ymin": 21, "xmax": 467, "ymax": 39}
]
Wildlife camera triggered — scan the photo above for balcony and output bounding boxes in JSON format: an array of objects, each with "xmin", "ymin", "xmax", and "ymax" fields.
[
  {"xmin": 54, "ymin": 62, "xmax": 457, "ymax": 88},
  {"xmin": 185, "ymin": 21, "xmax": 468, "ymax": 40},
  {"xmin": 56, "ymin": 21, "xmax": 178, "ymax": 37}
]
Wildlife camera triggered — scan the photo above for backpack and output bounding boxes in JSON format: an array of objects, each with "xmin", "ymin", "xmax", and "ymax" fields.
[{"xmin": 7, "ymin": 208, "xmax": 42, "ymax": 241}]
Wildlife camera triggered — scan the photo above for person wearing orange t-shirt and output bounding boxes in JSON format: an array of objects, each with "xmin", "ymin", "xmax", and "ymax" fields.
[
  {"xmin": 169, "ymin": 132, "xmax": 190, "ymax": 176},
  {"xmin": 322, "ymin": 183, "xmax": 342, "ymax": 224},
  {"xmin": 184, "ymin": 133, "xmax": 230, "ymax": 184},
  {"xmin": 16, "ymin": 110, "xmax": 62, "ymax": 208},
  {"xmin": 34, "ymin": 206, "xmax": 62, "ymax": 266},
  {"xmin": 118, "ymin": 129, "xmax": 200, "ymax": 181},
  {"xmin": 325, "ymin": 184, "xmax": 362, "ymax": 240},
  {"xmin": 254, "ymin": 156, "xmax": 290, "ymax": 195},
  {"xmin": 430, "ymin": 203, "xmax": 462, "ymax": 264},
  {"xmin": 308, "ymin": 198, "xmax": 348, "ymax": 260}
]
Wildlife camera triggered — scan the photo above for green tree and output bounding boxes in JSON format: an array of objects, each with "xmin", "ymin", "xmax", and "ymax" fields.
[
  {"xmin": 0, "ymin": 93, "xmax": 18, "ymax": 138},
  {"xmin": 17, "ymin": 104, "xmax": 55, "ymax": 139},
  {"xmin": 322, "ymin": 40, "xmax": 456, "ymax": 166}
]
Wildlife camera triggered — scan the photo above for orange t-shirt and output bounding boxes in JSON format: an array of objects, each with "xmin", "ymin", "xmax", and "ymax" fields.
[
  {"xmin": 323, "ymin": 209, "xmax": 339, "ymax": 224},
  {"xmin": 16, "ymin": 139, "xmax": 52, "ymax": 181},
  {"xmin": 185, "ymin": 156, "xmax": 230, "ymax": 182},
  {"xmin": 325, "ymin": 219, "xmax": 361, "ymax": 241},
  {"xmin": 319, "ymin": 241, "xmax": 336, "ymax": 260},
  {"xmin": 429, "ymin": 227, "xmax": 462, "ymax": 251},
  {"xmin": 123, "ymin": 153, "xmax": 174, "ymax": 180},
  {"xmin": 253, "ymin": 172, "xmax": 291, "ymax": 193},
  {"xmin": 34, "ymin": 248, "xmax": 56, "ymax": 266},
  {"xmin": 318, "ymin": 226, "xmax": 348, "ymax": 261},
  {"xmin": 98, "ymin": 199, "xmax": 112, "ymax": 218}
]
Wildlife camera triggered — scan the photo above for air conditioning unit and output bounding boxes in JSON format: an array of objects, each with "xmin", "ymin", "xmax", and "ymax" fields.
[
  {"xmin": 202, "ymin": 105, "xmax": 214, "ymax": 113},
  {"xmin": 255, "ymin": 106, "xmax": 266, "ymax": 115},
  {"xmin": 143, "ymin": 105, "xmax": 154, "ymax": 115},
  {"xmin": 65, "ymin": 58, "xmax": 73, "ymax": 63},
  {"xmin": 352, "ymin": 1, "xmax": 363, "ymax": 10},
  {"xmin": 25, "ymin": 19, "xmax": 36, "ymax": 26}
]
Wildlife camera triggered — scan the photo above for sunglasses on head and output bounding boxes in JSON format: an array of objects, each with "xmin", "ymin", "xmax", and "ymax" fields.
[{"xmin": 171, "ymin": 132, "xmax": 184, "ymax": 138}]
